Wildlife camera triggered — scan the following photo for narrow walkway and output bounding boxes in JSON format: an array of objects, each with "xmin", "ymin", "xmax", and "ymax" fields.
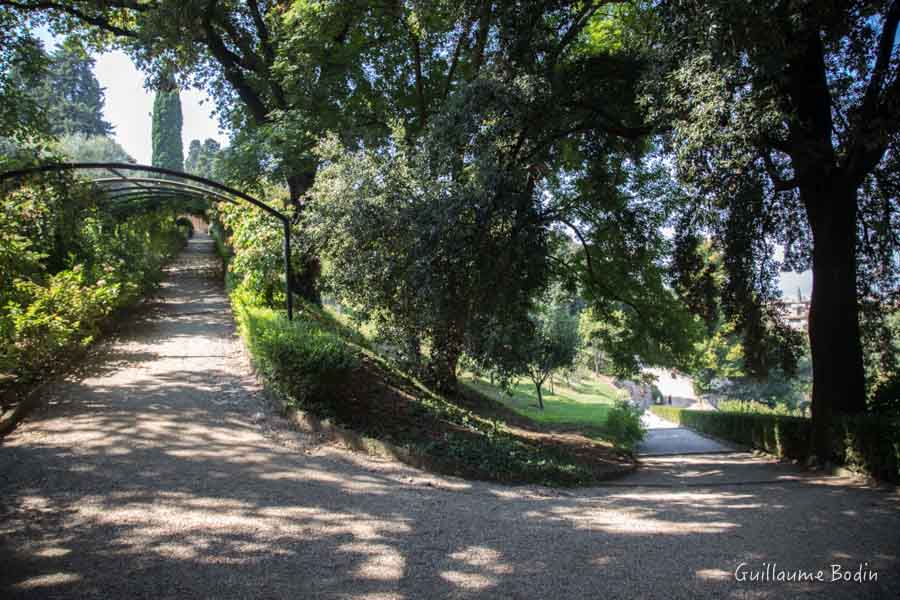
[
  {"xmin": 636, "ymin": 411, "xmax": 738, "ymax": 457},
  {"xmin": 2, "ymin": 236, "xmax": 898, "ymax": 599}
]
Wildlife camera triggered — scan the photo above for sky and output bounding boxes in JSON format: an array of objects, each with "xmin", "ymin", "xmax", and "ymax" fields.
[{"xmin": 93, "ymin": 51, "xmax": 228, "ymax": 165}]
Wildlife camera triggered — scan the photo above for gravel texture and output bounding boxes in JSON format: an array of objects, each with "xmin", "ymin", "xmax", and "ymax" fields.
[{"xmin": 2, "ymin": 235, "xmax": 899, "ymax": 599}]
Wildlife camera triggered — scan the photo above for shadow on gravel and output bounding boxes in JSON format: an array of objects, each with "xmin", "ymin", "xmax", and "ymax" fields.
[
  {"xmin": 1, "ymin": 236, "xmax": 898, "ymax": 599},
  {"xmin": 3, "ymin": 373, "xmax": 898, "ymax": 599}
]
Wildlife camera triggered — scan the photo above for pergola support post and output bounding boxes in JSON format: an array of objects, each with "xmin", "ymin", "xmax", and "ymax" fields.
[{"xmin": 283, "ymin": 219, "xmax": 294, "ymax": 321}]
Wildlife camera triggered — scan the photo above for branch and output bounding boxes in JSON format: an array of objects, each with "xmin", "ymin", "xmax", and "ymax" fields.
[
  {"xmin": 442, "ymin": 18, "xmax": 473, "ymax": 100},
  {"xmin": 0, "ymin": 0, "xmax": 142, "ymax": 38},
  {"xmin": 524, "ymin": 115, "xmax": 651, "ymax": 163},
  {"xmin": 217, "ymin": 13, "xmax": 268, "ymax": 74},
  {"xmin": 761, "ymin": 149, "xmax": 799, "ymax": 191},
  {"xmin": 409, "ymin": 28, "xmax": 427, "ymax": 129},
  {"xmin": 470, "ymin": 0, "xmax": 492, "ymax": 78},
  {"xmin": 247, "ymin": 0, "xmax": 275, "ymax": 66},
  {"xmin": 761, "ymin": 132, "xmax": 793, "ymax": 154},
  {"xmin": 219, "ymin": 3, "xmax": 286, "ymax": 108},
  {"xmin": 557, "ymin": 218, "xmax": 648, "ymax": 322},
  {"xmin": 547, "ymin": 1, "xmax": 604, "ymax": 70},
  {"xmin": 844, "ymin": 1, "xmax": 900, "ymax": 182},
  {"xmin": 858, "ymin": 1, "xmax": 900, "ymax": 128},
  {"xmin": 202, "ymin": 0, "xmax": 270, "ymax": 123}
]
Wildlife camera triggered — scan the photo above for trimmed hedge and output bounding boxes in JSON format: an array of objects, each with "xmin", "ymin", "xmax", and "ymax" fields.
[
  {"xmin": 650, "ymin": 405, "xmax": 900, "ymax": 482},
  {"xmin": 232, "ymin": 291, "xmax": 359, "ymax": 408}
]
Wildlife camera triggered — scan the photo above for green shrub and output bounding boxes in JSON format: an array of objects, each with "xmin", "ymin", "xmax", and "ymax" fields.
[
  {"xmin": 649, "ymin": 406, "xmax": 900, "ymax": 482},
  {"xmin": 233, "ymin": 294, "xmax": 358, "ymax": 407},
  {"xmin": 603, "ymin": 400, "xmax": 645, "ymax": 452},
  {"xmin": 5, "ymin": 267, "xmax": 120, "ymax": 373},
  {"xmin": 650, "ymin": 405, "xmax": 682, "ymax": 423},
  {"xmin": 1, "ymin": 181, "xmax": 187, "ymax": 383}
]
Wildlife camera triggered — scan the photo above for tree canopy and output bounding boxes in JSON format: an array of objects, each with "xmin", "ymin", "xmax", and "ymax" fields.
[
  {"xmin": 39, "ymin": 40, "xmax": 114, "ymax": 137},
  {"xmin": 648, "ymin": 0, "xmax": 900, "ymax": 455},
  {"xmin": 185, "ymin": 138, "xmax": 222, "ymax": 180},
  {"xmin": 1, "ymin": 0, "xmax": 898, "ymax": 455}
]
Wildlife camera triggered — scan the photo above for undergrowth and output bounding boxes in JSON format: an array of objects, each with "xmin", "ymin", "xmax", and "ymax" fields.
[{"xmin": 230, "ymin": 288, "xmax": 613, "ymax": 486}]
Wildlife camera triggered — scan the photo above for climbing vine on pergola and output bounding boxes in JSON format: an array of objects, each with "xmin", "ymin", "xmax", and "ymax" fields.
[{"xmin": 0, "ymin": 162, "xmax": 296, "ymax": 320}]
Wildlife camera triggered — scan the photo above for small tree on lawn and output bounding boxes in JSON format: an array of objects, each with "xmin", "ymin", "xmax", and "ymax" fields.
[{"xmin": 522, "ymin": 301, "xmax": 580, "ymax": 410}]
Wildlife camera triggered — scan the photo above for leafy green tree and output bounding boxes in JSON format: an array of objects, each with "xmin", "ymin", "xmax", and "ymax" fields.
[
  {"xmin": 863, "ymin": 309, "xmax": 900, "ymax": 415},
  {"xmin": 151, "ymin": 72, "xmax": 183, "ymax": 172},
  {"xmin": 0, "ymin": 0, "xmax": 672, "ymax": 309},
  {"xmin": 4, "ymin": 1, "xmax": 703, "ymax": 388},
  {"xmin": 518, "ymin": 300, "xmax": 581, "ymax": 410},
  {"xmin": 37, "ymin": 40, "xmax": 113, "ymax": 137},
  {"xmin": 184, "ymin": 138, "xmax": 221, "ymax": 179},
  {"xmin": 0, "ymin": 6, "xmax": 50, "ymax": 147},
  {"xmin": 650, "ymin": 0, "xmax": 900, "ymax": 456},
  {"xmin": 307, "ymin": 98, "xmax": 551, "ymax": 391},
  {"xmin": 56, "ymin": 134, "xmax": 133, "ymax": 163}
]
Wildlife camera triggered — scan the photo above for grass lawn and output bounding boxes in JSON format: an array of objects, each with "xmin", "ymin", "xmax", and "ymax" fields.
[{"xmin": 462, "ymin": 373, "xmax": 626, "ymax": 429}]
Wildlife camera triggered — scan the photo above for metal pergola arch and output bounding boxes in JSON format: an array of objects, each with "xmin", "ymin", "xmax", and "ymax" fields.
[
  {"xmin": 98, "ymin": 189, "xmax": 225, "ymax": 204},
  {"xmin": 88, "ymin": 177, "xmax": 242, "ymax": 205},
  {"xmin": 0, "ymin": 162, "xmax": 295, "ymax": 320},
  {"xmin": 94, "ymin": 187, "xmax": 236, "ymax": 209},
  {"xmin": 97, "ymin": 191, "xmax": 218, "ymax": 215}
]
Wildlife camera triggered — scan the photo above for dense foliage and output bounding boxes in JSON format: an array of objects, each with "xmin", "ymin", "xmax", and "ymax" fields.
[
  {"xmin": 306, "ymin": 80, "xmax": 553, "ymax": 391},
  {"xmin": 2, "ymin": 1, "xmax": 896, "ymax": 464},
  {"xmin": 0, "ymin": 20, "xmax": 188, "ymax": 387},
  {"xmin": 36, "ymin": 40, "xmax": 114, "ymax": 137},
  {"xmin": 230, "ymin": 288, "xmax": 606, "ymax": 486},
  {"xmin": 0, "ymin": 177, "xmax": 187, "ymax": 383},
  {"xmin": 515, "ymin": 298, "xmax": 581, "ymax": 410},
  {"xmin": 184, "ymin": 138, "xmax": 221, "ymax": 179},
  {"xmin": 56, "ymin": 133, "xmax": 134, "ymax": 163}
]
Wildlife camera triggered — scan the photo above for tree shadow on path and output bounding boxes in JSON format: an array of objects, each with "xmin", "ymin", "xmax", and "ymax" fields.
[{"xmin": 2, "ymin": 236, "xmax": 898, "ymax": 600}]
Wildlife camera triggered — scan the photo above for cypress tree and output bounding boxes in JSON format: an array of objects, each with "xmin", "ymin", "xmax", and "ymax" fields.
[
  {"xmin": 151, "ymin": 73, "xmax": 183, "ymax": 172},
  {"xmin": 184, "ymin": 139, "xmax": 201, "ymax": 174}
]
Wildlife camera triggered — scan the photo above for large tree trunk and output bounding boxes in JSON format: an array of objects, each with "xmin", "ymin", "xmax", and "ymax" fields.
[
  {"xmin": 287, "ymin": 171, "xmax": 322, "ymax": 305},
  {"xmin": 429, "ymin": 345, "xmax": 462, "ymax": 393},
  {"xmin": 784, "ymin": 30, "xmax": 868, "ymax": 460},
  {"xmin": 804, "ymin": 180, "xmax": 867, "ymax": 459},
  {"xmin": 428, "ymin": 325, "xmax": 464, "ymax": 393}
]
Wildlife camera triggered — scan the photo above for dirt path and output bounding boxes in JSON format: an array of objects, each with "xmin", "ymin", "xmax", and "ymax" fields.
[{"xmin": 2, "ymin": 236, "xmax": 899, "ymax": 599}]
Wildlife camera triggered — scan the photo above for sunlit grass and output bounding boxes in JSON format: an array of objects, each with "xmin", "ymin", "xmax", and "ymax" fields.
[{"xmin": 462, "ymin": 373, "xmax": 627, "ymax": 428}]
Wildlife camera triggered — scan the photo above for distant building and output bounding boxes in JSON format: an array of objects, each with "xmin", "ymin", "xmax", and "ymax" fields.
[
  {"xmin": 779, "ymin": 288, "xmax": 810, "ymax": 331},
  {"xmin": 186, "ymin": 215, "xmax": 209, "ymax": 234}
]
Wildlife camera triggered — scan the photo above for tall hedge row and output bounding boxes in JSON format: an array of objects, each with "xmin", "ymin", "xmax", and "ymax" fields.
[{"xmin": 649, "ymin": 406, "xmax": 900, "ymax": 482}]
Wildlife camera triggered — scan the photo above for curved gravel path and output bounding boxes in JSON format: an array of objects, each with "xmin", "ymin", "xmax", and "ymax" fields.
[{"xmin": 2, "ymin": 235, "xmax": 899, "ymax": 599}]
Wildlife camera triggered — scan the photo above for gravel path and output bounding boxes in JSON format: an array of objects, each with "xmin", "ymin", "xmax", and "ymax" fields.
[
  {"xmin": 637, "ymin": 411, "xmax": 739, "ymax": 456},
  {"xmin": 2, "ymin": 236, "xmax": 899, "ymax": 599}
]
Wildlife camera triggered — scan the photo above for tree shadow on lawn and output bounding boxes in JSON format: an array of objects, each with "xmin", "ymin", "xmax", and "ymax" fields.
[{"xmin": 2, "ymin": 375, "xmax": 898, "ymax": 599}]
